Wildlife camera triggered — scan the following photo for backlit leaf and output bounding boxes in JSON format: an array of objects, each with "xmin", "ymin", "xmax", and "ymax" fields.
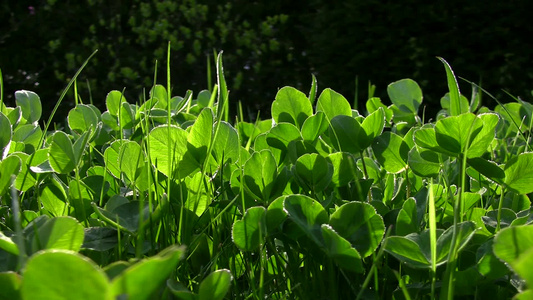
[
  {"xmin": 22, "ymin": 250, "xmax": 112, "ymax": 300},
  {"xmin": 316, "ymin": 88, "xmax": 352, "ymax": 121},
  {"xmin": 387, "ymin": 79, "xmax": 422, "ymax": 114},
  {"xmin": 504, "ymin": 152, "xmax": 533, "ymax": 194},
  {"xmin": 232, "ymin": 206, "xmax": 267, "ymax": 251},
  {"xmin": 272, "ymin": 86, "xmax": 313, "ymax": 129}
]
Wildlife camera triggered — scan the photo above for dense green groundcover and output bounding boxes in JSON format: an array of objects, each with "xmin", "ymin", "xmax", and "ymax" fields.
[{"xmin": 1, "ymin": 54, "xmax": 533, "ymax": 299}]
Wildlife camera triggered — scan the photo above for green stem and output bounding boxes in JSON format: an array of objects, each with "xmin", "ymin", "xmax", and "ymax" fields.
[{"xmin": 496, "ymin": 189, "xmax": 505, "ymax": 232}]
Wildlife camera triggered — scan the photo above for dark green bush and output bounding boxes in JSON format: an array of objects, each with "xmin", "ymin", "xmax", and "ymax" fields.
[{"xmin": 1, "ymin": 0, "xmax": 532, "ymax": 122}]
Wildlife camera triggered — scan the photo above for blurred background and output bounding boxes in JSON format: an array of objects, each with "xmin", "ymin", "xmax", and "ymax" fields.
[{"xmin": 1, "ymin": 0, "xmax": 532, "ymax": 123}]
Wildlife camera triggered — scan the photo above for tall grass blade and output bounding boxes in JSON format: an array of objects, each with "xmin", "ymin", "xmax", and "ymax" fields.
[
  {"xmin": 438, "ymin": 57, "xmax": 463, "ymax": 116},
  {"xmin": 428, "ymin": 183, "xmax": 437, "ymax": 299},
  {"xmin": 309, "ymin": 74, "xmax": 317, "ymax": 106},
  {"xmin": 216, "ymin": 51, "xmax": 229, "ymax": 122},
  {"xmin": 0, "ymin": 68, "xmax": 4, "ymax": 113},
  {"xmin": 40, "ymin": 49, "xmax": 98, "ymax": 148}
]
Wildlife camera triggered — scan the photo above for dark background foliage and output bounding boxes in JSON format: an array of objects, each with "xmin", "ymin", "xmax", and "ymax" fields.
[{"xmin": 1, "ymin": 0, "xmax": 532, "ymax": 123}]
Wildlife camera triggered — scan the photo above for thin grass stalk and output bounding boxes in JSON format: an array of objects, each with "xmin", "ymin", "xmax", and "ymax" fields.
[
  {"xmin": 353, "ymin": 75, "xmax": 358, "ymax": 110},
  {"xmin": 309, "ymin": 74, "xmax": 317, "ymax": 106},
  {"xmin": 0, "ymin": 68, "xmax": 4, "ymax": 111},
  {"xmin": 207, "ymin": 53, "xmax": 213, "ymax": 93},
  {"xmin": 39, "ymin": 50, "xmax": 98, "ymax": 149},
  {"xmin": 10, "ymin": 176, "xmax": 26, "ymax": 270},
  {"xmin": 394, "ymin": 270, "xmax": 412, "ymax": 300},
  {"xmin": 73, "ymin": 79, "xmax": 79, "ymax": 106},
  {"xmin": 86, "ymin": 79, "xmax": 93, "ymax": 105},
  {"xmin": 118, "ymin": 87, "xmax": 126, "ymax": 141},
  {"xmin": 428, "ymin": 182, "xmax": 438, "ymax": 299}
]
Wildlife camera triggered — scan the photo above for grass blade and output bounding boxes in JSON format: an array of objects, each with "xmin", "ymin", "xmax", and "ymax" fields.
[{"xmin": 438, "ymin": 57, "xmax": 462, "ymax": 116}]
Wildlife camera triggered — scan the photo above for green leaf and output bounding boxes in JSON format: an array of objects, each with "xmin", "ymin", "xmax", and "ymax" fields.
[
  {"xmin": 21, "ymin": 250, "xmax": 112, "ymax": 300},
  {"xmin": 494, "ymin": 225, "xmax": 533, "ymax": 264},
  {"xmin": 184, "ymin": 172, "xmax": 211, "ymax": 217},
  {"xmin": 396, "ymin": 198, "xmax": 419, "ymax": 236},
  {"xmin": 0, "ymin": 272, "xmax": 21, "ymax": 300},
  {"xmin": 69, "ymin": 179, "xmax": 94, "ymax": 222},
  {"xmin": 366, "ymin": 97, "xmax": 393, "ymax": 122},
  {"xmin": 118, "ymin": 140, "xmax": 144, "ymax": 183},
  {"xmin": 266, "ymin": 122, "xmax": 302, "ymax": 151},
  {"xmin": 271, "ymin": 86, "xmax": 312, "ymax": 129},
  {"xmin": 387, "ymin": 79, "xmax": 422, "ymax": 114},
  {"xmin": 166, "ymin": 281, "xmax": 195, "ymax": 300},
  {"xmin": 93, "ymin": 200, "xmax": 151, "ymax": 234},
  {"xmin": 284, "ymin": 194, "xmax": 328, "ymax": 246},
  {"xmin": 196, "ymin": 90, "xmax": 211, "ymax": 108},
  {"xmin": 148, "ymin": 125, "xmax": 188, "ymax": 177},
  {"xmin": 476, "ymin": 239, "xmax": 509, "ymax": 280},
  {"xmin": 329, "ymin": 201, "xmax": 385, "ymax": 258},
  {"xmin": 384, "ymin": 221, "xmax": 476, "ymax": 269},
  {"xmin": 383, "ymin": 235, "xmax": 430, "ymax": 268},
  {"xmin": 0, "ymin": 232, "xmax": 19, "ymax": 255},
  {"xmin": 232, "ymin": 206, "xmax": 267, "ymax": 251},
  {"xmin": 360, "ymin": 107, "xmax": 385, "ymax": 148},
  {"xmin": 493, "ymin": 225, "xmax": 533, "ymax": 287},
  {"xmin": 438, "ymin": 57, "xmax": 463, "ymax": 116},
  {"xmin": 48, "ymin": 131, "xmax": 76, "ymax": 174},
  {"xmin": 212, "ymin": 121, "xmax": 239, "ymax": 164},
  {"xmin": 15, "ymin": 90, "xmax": 41, "ymax": 124},
  {"xmin": 31, "ymin": 216, "xmax": 84, "ymax": 254},
  {"xmin": 72, "ymin": 130, "xmax": 90, "ymax": 166},
  {"xmin": 408, "ymin": 147, "xmax": 442, "ymax": 178},
  {"xmin": 496, "ymin": 102, "xmax": 530, "ymax": 136},
  {"xmin": 13, "ymin": 152, "xmax": 37, "ymax": 192},
  {"xmin": 243, "ymin": 150, "xmax": 277, "ymax": 202},
  {"xmin": 512, "ymin": 247, "xmax": 533, "ymax": 289},
  {"xmin": 504, "ymin": 152, "xmax": 533, "ymax": 194},
  {"xmin": 321, "ymin": 224, "xmax": 363, "ymax": 273},
  {"xmin": 119, "ymin": 102, "xmax": 135, "ymax": 129},
  {"xmin": 0, "ymin": 155, "xmax": 21, "ymax": 196},
  {"xmin": 294, "ymin": 153, "xmax": 332, "ymax": 192},
  {"xmin": 106, "ymin": 90, "xmax": 126, "ymax": 117},
  {"xmin": 12, "ymin": 124, "xmax": 41, "ymax": 153},
  {"xmin": 515, "ymin": 290, "xmax": 533, "ymax": 300},
  {"xmin": 28, "ymin": 149, "xmax": 53, "ymax": 174},
  {"xmin": 440, "ymin": 93, "xmax": 469, "ymax": 115},
  {"xmin": 187, "ymin": 108, "xmax": 213, "ymax": 165},
  {"xmin": 301, "ymin": 112, "xmax": 328, "ymax": 142},
  {"xmin": 435, "ymin": 221, "xmax": 478, "ymax": 263},
  {"xmin": 435, "ymin": 113, "xmax": 482, "ymax": 155},
  {"xmin": 414, "ymin": 126, "xmax": 455, "ymax": 156},
  {"xmin": 0, "ymin": 112, "xmax": 12, "ymax": 151},
  {"xmin": 329, "ymin": 115, "xmax": 364, "ymax": 154},
  {"xmin": 110, "ymin": 245, "xmax": 185, "ymax": 300},
  {"xmin": 467, "ymin": 157, "xmax": 505, "ymax": 185},
  {"xmin": 151, "ymin": 84, "xmax": 168, "ymax": 109},
  {"xmin": 316, "ymin": 88, "xmax": 352, "ymax": 121},
  {"xmin": 104, "ymin": 139, "xmax": 127, "ymax": 179},
  {"xmin": 372, "ymin": 131, "xmax": 409, "ymax": 174},
  {"xmin": 482, "ymin": 208, "xmax": 516, "ymax": 230},
  {"xmin": 198, "ymin": 269, "xmax": 233, "ymax": 300},
  {"xmin": 82, "ymin": 227, "xmax": 118, "ymax": 252},
  {"xmin": 266, "ymin": 196, "xmax": 288, "ymax": 234},
  {"xmin": 326, "ymin": 152, "xmax": 358, "ymax": 187},
  {"xmin": 67, "ymin": 104, "xmax": 99, "ymax": 135},
  {"xmin": 467, "ymin": 113, "xmax": 499, "ymax": 158}
]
